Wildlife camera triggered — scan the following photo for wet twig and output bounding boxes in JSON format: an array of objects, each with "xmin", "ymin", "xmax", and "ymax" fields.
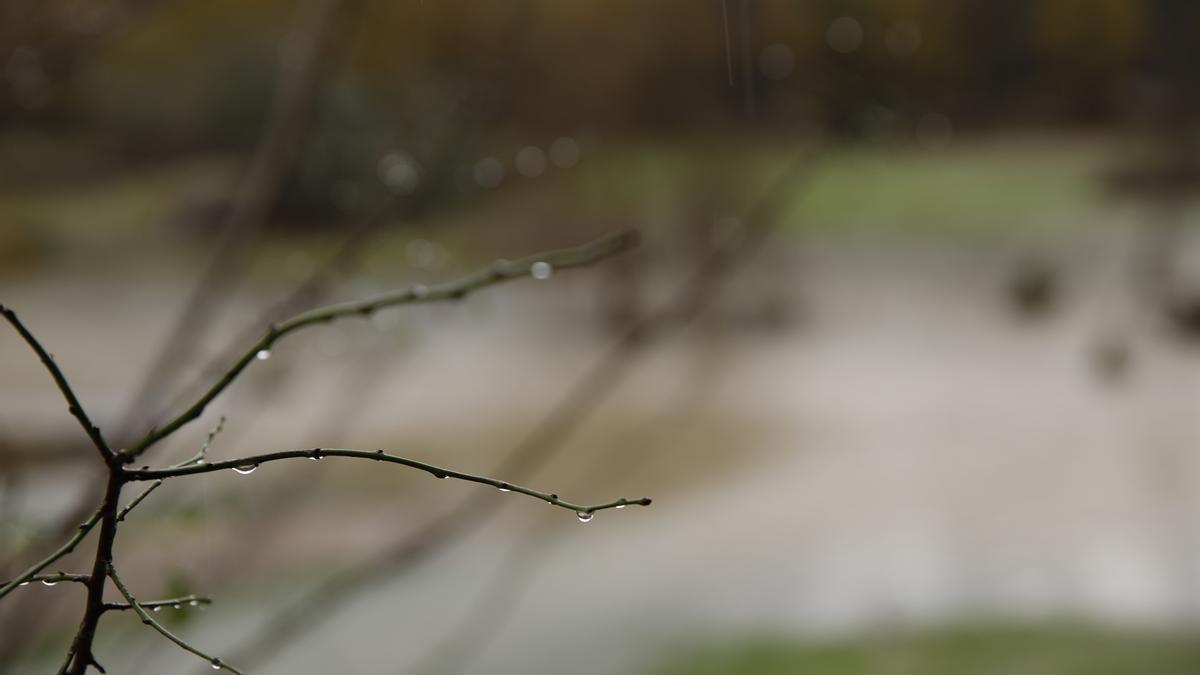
[{"xmin": 224, "ymin": 145, "xmax": 822, "ymax": 671}]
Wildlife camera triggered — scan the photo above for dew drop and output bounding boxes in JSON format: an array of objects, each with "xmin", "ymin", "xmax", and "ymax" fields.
[
  {"xmin": 211, "ymin": 660, "xmax": 222, "ymax": 670},
  {"xmin": 18, "ymin": 581, "xmax": 29, "ymax": 586},
  {"xmin": 498, "ymin": 484, "xmax": 512, "ymax": 492},
  {"xmin": 189, "ymin": 600, "xmax": 200, "ymax": 607},
  {"xmin": 615, "ymin": 504, "xmax": 626, "ymax": 509},
  {"xmin": 256, "ymin": 349, "xmax": 271, "ymax": 361},
  {"xmin": 576, "ymin": 511, "xmax": 594, "ymax": 523},
  {"xmin": 232, "ymin": 465, "xmax": 258, "ymax": 475},
  {"xmin": 152, "ymin": 606, "xmax": 162, "ymax": 612},
  {"xmin": 412, "ymin": 284, "xmax": 430, "ymax": 299},
  {"xmin": 530, "ymin": 261, "xmax": 553, "ymax": 280},
  {"xmin": 41, "ymin": 579, "xmax": 57, "ymax": 587},
  {"xmin": 173, "ymin": 603, "xmax": 182, "ymax": 610}
]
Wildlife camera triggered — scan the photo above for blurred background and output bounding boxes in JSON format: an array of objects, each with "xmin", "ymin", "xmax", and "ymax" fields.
[{"xmin": 4, "ymin": 0, "xmax": 1200, "ymax": 673}]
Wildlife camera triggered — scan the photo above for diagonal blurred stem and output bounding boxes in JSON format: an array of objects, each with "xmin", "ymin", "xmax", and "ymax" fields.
[
  {"xmin": 119, "ymin": 0, "xmax": 366, "ymax": 445},
  {"xmin": 0, "ymin": 0, "xmax": 367, "ymax": 667}
]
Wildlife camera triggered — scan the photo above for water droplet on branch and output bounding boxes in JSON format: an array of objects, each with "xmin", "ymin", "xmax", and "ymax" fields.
[
  {"xmin": 232, "ymin": 465, "xmax": 258, "ymax": 475},
  {"xmin": 576, "ymin": 511, "xmax": 594, "ymax": 523},
  {"xmin": 256, "ymin": 350, "xmax": 271, "ymax": 361},
  {"xmin": 41, "ymin": 579, "xmax": 57, "ymax": 587},
  {"xmin": 530, "ymin": 261, "xmax": 553, "ymax": 280}
]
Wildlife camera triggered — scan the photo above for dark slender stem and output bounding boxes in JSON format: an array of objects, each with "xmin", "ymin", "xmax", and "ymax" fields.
[
  {"xmin": 64, "ymin": 473, "xmax": 124, "ymax": 675},
  {"xmin": 0, "ymin": 306, "xmax": 113, "ymax": 462},
  {"xmin": 0, "ymin": 573, "xmax": 89, "ymax": 587},
  {"xmin": 103, "ymin": 594, "xmax": 211, "ymax": 612},
  {"xmin": 107, "ymin": 565, "xmax": 242, "ymax": 674},
  {"xmin": 0, "ymin": 509, "xmax": 103, "ymax": 600},
  {"xmin": 125, "ymin": 448, "xmax": 650, "ymax": 516},
  {"xmin": 124, "ymin": 231, "xmax": 638, "ymax": 460}
]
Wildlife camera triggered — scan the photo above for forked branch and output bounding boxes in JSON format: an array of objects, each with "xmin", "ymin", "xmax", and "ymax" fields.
[
  {"xmin": 1, "ymin": 230, "xmax": 649, "ymax": 673},
  {"xmin": 107, "ymin": 565, "xmax": 242, "ymax": 674}
]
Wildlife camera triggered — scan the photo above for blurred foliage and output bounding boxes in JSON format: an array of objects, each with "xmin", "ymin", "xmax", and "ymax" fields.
[
  {"xmin": 1, "ymin": 0, "xmax": 1194, "ymax": 225},
  {"xmin": 3, "ymin": 0, "xmax": 1191, "ymax": 138},
  {"xmin": 647, "ymin": 623, "xmax": 1200, "ymax": 675}
]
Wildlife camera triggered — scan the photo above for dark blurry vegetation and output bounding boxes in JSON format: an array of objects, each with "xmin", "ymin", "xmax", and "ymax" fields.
[{"xmin": 3, "ymin": 1, "xmax": 1200, "ymax": 222}]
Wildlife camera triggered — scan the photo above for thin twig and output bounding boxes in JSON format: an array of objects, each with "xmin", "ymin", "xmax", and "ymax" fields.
[
  {"xmin": 0, "ymin": 572, "xmax": 90, "ymax": 587},
  {"xmin": 115, "ymin": 482, "xmax": 162, "ymax": 524},
  {"xmin": 0, "ymin": 306, "xmax": 113, "ymax": 462},
  {"xmin": 104, "ymin": 594, "xmax": 211, "ymax": 612},
  {"xmin": 125, "ymin": 230, "xmax": 639, "ymax": 460},
  {"xmin": 55, "ymin": 645, "xmax": 79, "ymax": 675},
  {"xmin": 118, "ymin": 417, "xmax": 225, "ymax": 522},
  {"xmin": 0, "ymin": 509, "xmax": 102, "ymax": 600},
  {"xmin": 107, "ymin": 565, "xmax": 243, "ymax": 674},
  {"xmin": 125, "ymin": 448, "xmax": 651, "ymax": 517}
]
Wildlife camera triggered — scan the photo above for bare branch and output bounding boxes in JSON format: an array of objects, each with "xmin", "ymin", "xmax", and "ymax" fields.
[
  {"xmin": 107, "ymin": 565, "xmax": 243, "ymax": 674},
  {"xmin": 0, "ymin": 573, "xmax": 90, "ymax": 587},
  {"xmin": 104, "ymin": 594, "xmax": 211, "ymax": 612},
  {"xmin": 124, "ymin": 230, "xmax": 639, "ymax": 460},
  {"xmin": 224, "ymin": 145, "xmax": 822, "ymax": 670},
  {"xmin": 0, "ymin": 306, "xmax": 113, "ymax": 462},
  {"xmin": 0, "ymin": 509, "xmax": 102, "ymax": 600},
  {"xmin": 125, "ymin": 448, "xmax": 651, "ymax": 517}
]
